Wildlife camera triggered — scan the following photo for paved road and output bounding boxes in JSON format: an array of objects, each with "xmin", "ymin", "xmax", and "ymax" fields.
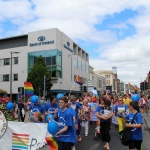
[{"xmin": 41, "ymin": 124, "xmax": 150, "ymax": 150}]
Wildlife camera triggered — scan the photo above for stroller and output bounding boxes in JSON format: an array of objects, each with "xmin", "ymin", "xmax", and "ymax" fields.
[{"xmin": 94, "ymin": 127, "xmax": 101, "ymax": 140}]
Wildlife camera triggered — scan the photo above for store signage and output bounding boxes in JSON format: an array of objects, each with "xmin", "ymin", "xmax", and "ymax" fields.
[
  {"xmin": 29, "ymin": 36, "xmax": 54, "ymax": 47},
  {"xmin": 64, "ymin": 42, "xmax": 73, "ymax": 52}
]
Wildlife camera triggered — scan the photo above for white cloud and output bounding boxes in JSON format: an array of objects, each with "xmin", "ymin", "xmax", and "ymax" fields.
[{"xmin": 1, "ymin": 0, "xmax": 150, "ymax": 86}]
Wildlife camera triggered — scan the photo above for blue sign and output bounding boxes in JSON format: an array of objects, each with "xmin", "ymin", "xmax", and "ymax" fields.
[
  {"xmin": 64, "ymin": 42, "xmax": 73, "ymax": 52},
  {"xmin": 29, "ymin": 36, "xmax": 54, "ymax": 47},
  {"xmin": 38, "ymin": 36, "xmax": 45, "ymax": 41}
]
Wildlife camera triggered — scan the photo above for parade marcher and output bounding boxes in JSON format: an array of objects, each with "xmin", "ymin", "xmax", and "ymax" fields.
[
  {"xmin": 17, "ymin": 98, "xmax": 26, "ymax": 122},
  {"xmin": 123, "ymin": 94, "xmax": 131, "ymax": 106},
  {"xmin": 122, "ymin": 101, "xmax": 143, "ymax": 150},
  {"xmin": 33, "ymin": 111, "xmax": 43, "ymax": 123},
  {"xmin": 80, "ymin": 99, "xmax": 92, "ymax": 137},
  {"xmin": 27, "ymin": 98, "xmax": 45, "ymax": 122},
  {"xmin": 115, "ymin": 97, "xmax": 129, "ymax": 138},
  {"xmin": 139, "ymin": 95, "xmax": 146, "ymax": 115},
  {"xmin": 45, "ymin": 95, "xmax": 59, "ymax": 117},
  {"xmin": 96, "ymin": 97, "xmax": 113, "ymax": 150},
  {"xmin": 70, "ymin": 95, "xmax": 81, "ymax": 141},
  {"xmin": 55, "ymin": 96, "xmax": 76, "ymax": 150}
]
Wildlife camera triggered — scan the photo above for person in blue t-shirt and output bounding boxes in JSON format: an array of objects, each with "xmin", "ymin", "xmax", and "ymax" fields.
[
  {"xmin": 122, "ymin": 101, "xmax": 143, "ymax": 150},
  {"xmin": 96, "ymin": 97, "xmax": 113, "ymax": 150},
  {"xmin": 55, "ymin": 96, "xmax": 76, "ymax": 150},
  {"xmin": 70, "ymin": 96, "xmax": 82, "ymax": 142},
  {"xmin": 27, "ymin": 99, "xmax": 45, "ymax": 122},
  {"xmin": 115, "ymin": 97, "xmax": 129, "ymax": 137},
  {"xmin": 33, "ymin": 112, "xmax": 43, "ymax": 123},
  {"xmin": 45, "ymin": 96, "xmax": 58, "ymax": 118}
]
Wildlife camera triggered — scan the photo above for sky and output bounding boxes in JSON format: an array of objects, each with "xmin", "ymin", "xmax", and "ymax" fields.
[{"xmin": 0, "ymin": 0, "xmax": 150, "ymax": 86}]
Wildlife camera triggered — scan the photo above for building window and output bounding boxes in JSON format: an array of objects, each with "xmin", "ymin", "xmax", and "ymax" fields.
[
  {"xmin": 105, "ymin": 75, "xmax": 110, "ymax": 79},
  {"xmin": 14, "ymin": 57, "xmax": 18, "ymax": 64},
  {"xmin": 82, "ymin": 63, "xmax": 85, "ymax": 71},
  {"xmin": 3, "ymin": 74, "xmax": 9, "ymax": 81},
  {"xmin": 106, "ymin": 80, "xmax": 110, "ymax": 85},
  {"xmin": 28, "ymin": 50, "xmax": 62, "ymax": 78},
  {"xmin": 78, "ymin": 61, "xmax": 81, "ymax": 70},
  {"xmin": 4, "ymin": 58, "xmax": 10, "ymax": 65},
  {"xmin": 73, "ymin": 59, "xmax": 77, "ymax": 68},
  {"xmin": 14, "ymin": 74, "xmax": 18, "ymax": 81},
  {"xmin": 86, "ymin": 65, "xmax": 89, "ymax": 73}
]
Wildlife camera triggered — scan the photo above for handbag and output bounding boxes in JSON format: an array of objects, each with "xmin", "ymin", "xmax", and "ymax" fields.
[{"xmin": 121, "ymin": 112, "xmax": 138, "ymax": 146}]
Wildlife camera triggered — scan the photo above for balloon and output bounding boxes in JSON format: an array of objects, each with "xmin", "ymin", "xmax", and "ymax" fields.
[
  {"xmin": 131, "ymin": 94, "xmax": 140, "ymax": 102},
  {"xmin": 6, "ymin": 102, "xmax": 14, "ymax": 110},
  {"xmin": 56, "ymin": 93, "xmax": 64, "ymax": 100},
  {"xmin": 31, "ymin": 95, "xmax": 38, "ymax": 104},
  {"xmin": 92, "ymin": 89, "xmax": 98, "ymax": 96},
  {"xmin": 47, "ymin": 121, "xmax": 58, "ymax": 135},
  {"xmin": 46, "ymin": 114, "xmax": 54, "ymax": 123}
]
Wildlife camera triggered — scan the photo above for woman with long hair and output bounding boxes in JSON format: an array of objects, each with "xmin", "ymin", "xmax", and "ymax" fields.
[{"xmin": 96, "ymin": 97, "xmax": 113, "ymax": 150}]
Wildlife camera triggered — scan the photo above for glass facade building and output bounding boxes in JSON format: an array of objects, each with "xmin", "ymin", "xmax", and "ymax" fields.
[{"xmin": 28, "ymin": 49, "xmax": 62, "ymax": 78}]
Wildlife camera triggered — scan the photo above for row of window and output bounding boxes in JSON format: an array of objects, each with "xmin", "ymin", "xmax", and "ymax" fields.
[
  {"xmin": 73, "ymin": 59, "xmax": 88, "ymax": 73},
  {"xmin": 105, "ymin": 75, "xmax": 110, "ymax": 79},
  {"xmin": 2, "ymin": 74, "xmax": 18, "ymax": 82},
  {"xmin": 2, "ymin": 57, "xmax": 18, "ymax": 65}
]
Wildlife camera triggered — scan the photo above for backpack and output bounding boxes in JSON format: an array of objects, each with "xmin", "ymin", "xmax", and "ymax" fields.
[{"xmin": 121, "ymin": 112, "xmax": 138, "ymax": 146}]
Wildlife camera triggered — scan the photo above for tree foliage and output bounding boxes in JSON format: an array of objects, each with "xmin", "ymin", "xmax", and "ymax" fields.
[{"xmin": 27, "ymin": 55, "xmax": 51, "ymax": 93}]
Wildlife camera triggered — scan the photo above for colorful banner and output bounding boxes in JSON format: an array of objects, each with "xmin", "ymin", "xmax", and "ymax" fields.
[{"xmin": 0, "ymin": 121, "xmax": 51, "ymax": 150}]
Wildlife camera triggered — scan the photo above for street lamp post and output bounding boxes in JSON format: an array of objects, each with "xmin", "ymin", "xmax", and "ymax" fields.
[{"xmin": 10, "ymin": 51, "xmax": 20, "ymax": 102}]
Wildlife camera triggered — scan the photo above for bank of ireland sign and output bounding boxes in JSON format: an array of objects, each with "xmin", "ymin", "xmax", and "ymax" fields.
[
  {"xmin": 0, "ymin": 111, "xmax": 7, "ymax": 138},
  {"xmin": 29, "ymin": 36, "xmax": 54, "ymax": 47},
  {"xmin": 64, "ymin": 42, "xmax": 73, "ymax": 52}
]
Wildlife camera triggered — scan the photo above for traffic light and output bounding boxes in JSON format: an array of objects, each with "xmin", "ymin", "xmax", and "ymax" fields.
[
  {"xmin": 144, "ymin": 82, "xmax": 149, "ymax": 90},
  {"xmin": 140, "ymin": 82, "xmax": 142, "ymax": 91},
  {"xmin": 18, "ymin": 87, "xmax": 24, "ymax": 95},
  {"xmin": 45, "ymin": 77, "xmax": 53, "ymax": 91},
  {"xmin": 83, "ymin": 86, "xmax": 88, "ymax": 92},
  {"xmin": 142, "ymin": 82, "xmax": 144, "ymax": 91}
]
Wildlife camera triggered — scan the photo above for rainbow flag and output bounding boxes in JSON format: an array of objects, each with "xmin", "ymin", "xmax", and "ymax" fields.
[
  {"xmin": 75, "ymin": 75, "xmax": 83, "ymax": 86},
  {"xmin": 24, "ymin": 82, "xmax": 34, "ymax": 96},
  {"xmin": 12, "ymin": 133, "xmax": 29, "ymax": 150},
  {"xmin": 45, "ymin": 137, "xmax": 58, "ymax": 150}
]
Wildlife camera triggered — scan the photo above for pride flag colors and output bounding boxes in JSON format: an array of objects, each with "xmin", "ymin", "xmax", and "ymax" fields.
[
  {"xmin": 75, "ymin": 75, "xmax": 83, "ymax": 86},
  {"xmin": 45, "ymin": 137, "xmax": 58, "ymax": 150},
  {"xmin": 12, "ymin": 133, "xmax": 29, "ymax": 150},
  {"xmin": 24, "ymin": 82, "xmax": 34, "ymax": 96}
]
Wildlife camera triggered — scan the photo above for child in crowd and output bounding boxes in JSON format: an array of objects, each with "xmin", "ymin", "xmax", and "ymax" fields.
[{"xmin": 33, "ymin": 112, "xmax": 43, "ymax": 123}]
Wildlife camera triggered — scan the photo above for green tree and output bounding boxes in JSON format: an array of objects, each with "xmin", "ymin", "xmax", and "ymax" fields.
[{"xmin": 27, "ymin": 55, "xmax": 51, "ymax": 95}]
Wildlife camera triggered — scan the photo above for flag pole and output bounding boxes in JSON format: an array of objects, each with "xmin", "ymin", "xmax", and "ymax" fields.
[{"xmin": 69, "ymin": 81, "xmax": 75, "ymax": 96}]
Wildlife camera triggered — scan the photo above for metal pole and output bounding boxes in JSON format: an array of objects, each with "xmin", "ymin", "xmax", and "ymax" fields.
[
  {"xmin": 10, "ymin": 52, "xmax": 12, "ymax": 102},
  {"xmin": 44, "ymin": 76, "xmax": 46, "ymax": 101},
  {"xmin": 71, "ymin": 56, "xmax": 72, "ymax": 81}
]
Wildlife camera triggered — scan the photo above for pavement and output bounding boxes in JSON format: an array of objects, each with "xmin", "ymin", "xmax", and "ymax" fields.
[{"xmin": 41, "ymin": 123, "xmax": 150, "ymax": 150}]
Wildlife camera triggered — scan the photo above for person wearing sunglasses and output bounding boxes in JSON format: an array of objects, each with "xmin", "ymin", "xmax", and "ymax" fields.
[{"xmin": 115, "ymin": 97, "xmax": 129, "ymax": 139}]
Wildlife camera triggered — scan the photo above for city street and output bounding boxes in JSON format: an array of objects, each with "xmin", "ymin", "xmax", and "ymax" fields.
[{"xmin": 41, "ymin": 124, "xmax": 150, "ymax": 150}]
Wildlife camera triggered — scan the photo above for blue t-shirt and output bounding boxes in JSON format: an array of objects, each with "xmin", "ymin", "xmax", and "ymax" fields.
[
  {"xmin": 96, "ymin": 106, "xmax": 111, "ymax": 122},
  {"xmin": 115, "ymin": 104, "xmax": 128, "ymax": 118},
  {"xmin": 29, "ymin": 103, "xmax": 45, "ymax": 114},
  {"xmin": 68, "ymin": 107, "xmax": 76, "ymax": 117},
  {"xmin": 70, "ymin": 102, "xmax": 81, "ymax": 118},
  {"xmin": 45, "ymin": 102, "xmax": 59, "ymax": 115},
  {"xmin": 126, "ymin": 113, "xmax": 143, "ymax": 140},
  {"xmin": 58, "ymin": 108, "xmax": 76, "ymax": 143}
]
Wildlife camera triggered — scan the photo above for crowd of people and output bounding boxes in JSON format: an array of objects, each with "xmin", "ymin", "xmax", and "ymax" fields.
[{"xmin": 9, "ymin": 91, "xmax": 148, "ymax": 150}]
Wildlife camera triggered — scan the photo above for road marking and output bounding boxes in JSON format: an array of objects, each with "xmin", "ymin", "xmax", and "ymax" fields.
[{"xmin": 89, "ymin": 143, "xmax": 100, "ymax": 150}]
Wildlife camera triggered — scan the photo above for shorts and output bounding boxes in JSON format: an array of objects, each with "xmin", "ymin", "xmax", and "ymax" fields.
[{"xmin": 129, "ymin": 140, "xmax": 142, "ymax": 150}]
